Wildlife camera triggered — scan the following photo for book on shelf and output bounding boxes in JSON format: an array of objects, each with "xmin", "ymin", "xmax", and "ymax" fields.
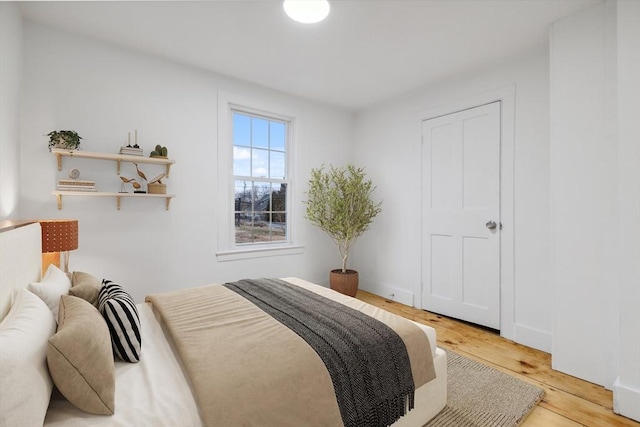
[
  {"xmin": 57, "ymin": 186, "xmax": 97, "ymax": 192},
  {"xmin": 119, "ymin": 147, "xmax": 143, "ymax": 156},
  {"xmin": 58, "ymin": 179, "xmax": 95, "ymax": 187}
]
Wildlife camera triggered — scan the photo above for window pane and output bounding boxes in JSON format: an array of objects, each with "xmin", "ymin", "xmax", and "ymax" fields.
[
  {"xmin": 252, "ymin": 148, "xmax": 269, "ymax": 178},
  {"xmin": 233, "ymin": 146, "xmax": 251, "ymax": 176},
  {"xmin": 271, "ymin": 183, "xmax": 286, "ymax": 212},
  {"xmin": 270, "ymin": 213, "xmax": 287, "ymax": 242},
  {"xmin": 234, "ymin": 180, "xmax": 252, "ymax": 244},
  {"xmin": 270, "ymin": 151, "xmax": 285, "ymax": 179},
  {"xmin": 235, "ymin": 221, "xmax": 254, "ymax": 244},
  {"xmin": 234, "ymin": 180, "xmax": 251, "ymax": 213},
  {"xmin": 233, "ymin": 113, "xmax": 251, "ymax": 147},
  {"xmin": 270, "ymin": 184, "xmax": 286, "ymax": 242},
  {"xmin": 252, "ymin": 117, "xmax": 268, "ymax": 149},
  {"xmin": 270, "ymin": 121, "xmax": 286, "ymax": 151},
  {"xmin": 253, "ymin": 182, "xmax": 270, "ymax": 217}
]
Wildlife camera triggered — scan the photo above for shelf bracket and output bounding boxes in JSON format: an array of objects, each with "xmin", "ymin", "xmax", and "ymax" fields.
[
  {"xmin": 165, "ymin": 197, "xmax": 171, "ymax": 210},
  {"xmin": 165, "ymin": 164, "xmax": 171, "ymax": 177},
  {"xmin": 56, "ymin": 153, "xmax": 62, "ymax": 171},
  {"xmin": 116, "ymin": 196, "xmax": 121, "ymax": 210},
  {"xmin": 116, "ymin": 159, "xmax": 121, "ymax": 175},
  {"xmin": 56, "ymin": 194, "xmax": 62, "ymax": 210}
]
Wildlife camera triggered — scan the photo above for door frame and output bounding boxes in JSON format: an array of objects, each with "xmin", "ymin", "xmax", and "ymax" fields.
[{"xmin": 417, "ymin": 85, "xmax": 515, "ymax": 340}]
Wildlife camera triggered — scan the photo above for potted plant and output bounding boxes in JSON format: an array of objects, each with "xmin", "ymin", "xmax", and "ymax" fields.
[
  {"xmin": 47, "ymin": 130, "xmax": 82, "ymax": 151},
  {"xmin": 305, "ymin": 164, "xmax": 382, "ymax": 296}
]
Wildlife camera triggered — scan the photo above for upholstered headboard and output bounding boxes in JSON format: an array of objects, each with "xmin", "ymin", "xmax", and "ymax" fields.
[{"xmin": 0, "ymin": 221, "xmax": 42, "ymax": 320}]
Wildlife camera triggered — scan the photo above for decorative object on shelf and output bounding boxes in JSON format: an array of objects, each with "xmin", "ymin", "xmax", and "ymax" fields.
[
  {"xmin": 147, "ymin": 173, "xmax": 167, "ymax": 194},
  {"xmin": 68, "ymin": 168, "xmax": 80, "ymax": 179},
  {"xmin": 119, "ymin": 146, "xmax": 143, "ymax": 156},
  {"xmin": 47, "ymin": 130, "xmax": 82, "ymax": 152},
  {"xmin": 120, "ymin": 130, "xmax": 143, "ymax": 156},
  {"xmin": 119, "ymin": 165, "xmax": 166, "ymax": 194},
  {"xmin": 133, "ymin": 163, "xmax": 148, "ymax": 193},
  {"xmin": 119, "ymin": 177, "xmax": 141, "ymax": 193},
  {"xmin": 134, "ymin": 163, "xmax": 147, "ymax": 181},
  {"xmin": 304, "ymin": 164, "xmax": 382, "ymax": 297},
  {"xmin": 40, "ymin": 219, "xmax": 79, "ymax": 273},
  {"xmin": 150, "ymin": 144, "xmax": 168, "ymax": 158}
]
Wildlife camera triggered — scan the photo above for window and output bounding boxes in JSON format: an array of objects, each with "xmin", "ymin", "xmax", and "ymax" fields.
[
  {"xmin": 216, "ymin": 91, "xmax": 303, "ymax": 261},
  {"xmin": 232, "ymin": 111, "xmax": 289, "ymax": 246}
]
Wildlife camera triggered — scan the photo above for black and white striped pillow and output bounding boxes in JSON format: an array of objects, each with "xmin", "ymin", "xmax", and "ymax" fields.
[{"xmin": 98, "ymin": 280, "xmax": 142, "ymax": 363}]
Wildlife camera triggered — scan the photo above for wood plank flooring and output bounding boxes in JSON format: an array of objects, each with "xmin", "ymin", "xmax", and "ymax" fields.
[{"xmin": 356, "ymin": 290, "xmax": 639, "ymax": 427}]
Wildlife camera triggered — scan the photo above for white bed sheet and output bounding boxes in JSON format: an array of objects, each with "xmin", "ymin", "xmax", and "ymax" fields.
[{"xmin": 44, "ymin": 303, "xmax": 203, "ymax": 427}]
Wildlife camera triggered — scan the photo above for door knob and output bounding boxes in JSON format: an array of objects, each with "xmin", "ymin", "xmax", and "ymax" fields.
[{"xmin": 486, "ymin": 220, "xmax": 497, "ymax": 230}]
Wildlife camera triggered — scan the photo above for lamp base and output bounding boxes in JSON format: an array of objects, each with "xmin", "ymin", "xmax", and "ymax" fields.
[{"xmin": 42, "ymin": 252, "xmax": 60, "ymax": 278}]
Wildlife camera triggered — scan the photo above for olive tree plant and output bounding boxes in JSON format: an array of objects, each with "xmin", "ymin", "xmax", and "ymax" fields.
[{"xmin": 305, "ymin": 164, "xmax": 382, "ymax": 273}]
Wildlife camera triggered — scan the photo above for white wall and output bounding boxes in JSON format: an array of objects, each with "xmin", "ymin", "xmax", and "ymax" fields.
[
  {"xmin": 352, "ymin": 45, "xmax": 552, "ymax": 352},
  {"xmin": 0, "ymin": 3, "xmax": 23, "ymax": 219},
  {"xmin": 19, "ymin": 22, "xmax": 354, "ymax": 303},
  {"xmin": 551, "ymin": 2, "xmax": 640, "ymax": 420},
  {"xmin": 549, "ymin": 0, "xmax": 615, "ymax": 388},
  {"xmin": 614, "ymin": 0, "xmax": 640, "ymax": 420}
]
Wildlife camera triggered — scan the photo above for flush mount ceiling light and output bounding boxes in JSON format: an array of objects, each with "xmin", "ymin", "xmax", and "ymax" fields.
[{"xmin": 283, "ymin": 0, "xmax": 330, "ymax": 24}]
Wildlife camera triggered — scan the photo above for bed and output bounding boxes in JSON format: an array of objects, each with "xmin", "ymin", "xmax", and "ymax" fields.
[{"xmin": 0, "ymin": 221, "xmax": 447, "ymax": 426}]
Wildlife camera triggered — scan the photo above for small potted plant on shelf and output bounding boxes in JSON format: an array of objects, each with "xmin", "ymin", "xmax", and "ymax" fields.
[
  {"xmin": 150, "ymin": 144, "xmax": 168, "ymax": 158},
  {"xmin": 47, "ymin": 130, "xmax": 82, "ymax": 151},
  {"xmin": 305, "ymin": 164, "xmax": 382, "ymax": 297}
]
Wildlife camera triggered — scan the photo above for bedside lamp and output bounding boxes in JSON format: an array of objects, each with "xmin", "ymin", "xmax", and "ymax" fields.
[{"xmin": 40, "ymin": 219, "xmax": 78, "ymax": 276}]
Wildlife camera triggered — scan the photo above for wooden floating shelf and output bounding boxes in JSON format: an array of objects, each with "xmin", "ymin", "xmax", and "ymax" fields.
[
  {"xmin": 52, "ymin": 149, "xmax": 175, "ymax": 177},
  {"xmin": 52, "ymin": 191, "xmax": 175, "ymax": 211}
]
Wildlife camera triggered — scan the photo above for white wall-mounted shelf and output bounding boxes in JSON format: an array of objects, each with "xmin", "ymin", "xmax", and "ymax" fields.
[
  {"xmin": 53, "ymin": 191, "xmax": 175, "ymax": 210},
  {"xmin": 52, "ymin": 149, "xmax": 175, "ymax": 177}
]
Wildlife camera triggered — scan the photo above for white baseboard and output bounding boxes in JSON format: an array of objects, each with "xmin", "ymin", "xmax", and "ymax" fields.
[
  {"xmin": 359, "ymin": 278, "xmax": 414, "ymax": 307},
  {"xmin": 613, "ymin": 378, "xmax": 640, "ymax": 422},
  {"xmin": 514, "ymin": 323, "xmax": 552, "ymax": 353}
]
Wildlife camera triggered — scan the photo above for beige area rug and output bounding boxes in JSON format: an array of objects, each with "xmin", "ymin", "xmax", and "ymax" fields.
[{"xmin": 425, "ymin": 350, "xmax": 545, "ymax": 427}]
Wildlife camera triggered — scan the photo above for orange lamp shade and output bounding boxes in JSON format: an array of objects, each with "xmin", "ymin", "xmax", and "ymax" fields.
[{"xmin": 40, "ymin": 219, "xmax": 78, "ymax": 275}]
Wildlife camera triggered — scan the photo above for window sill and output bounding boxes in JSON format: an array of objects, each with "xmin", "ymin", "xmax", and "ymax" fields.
[{"xmin": 216, "ymin": 245, "xmax": 305, "ymax": 262}]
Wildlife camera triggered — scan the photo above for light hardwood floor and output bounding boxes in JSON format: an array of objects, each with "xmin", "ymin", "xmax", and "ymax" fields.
[{"xmin": 356, "ymin": 290, "xmax": 639, "ymax": 427}]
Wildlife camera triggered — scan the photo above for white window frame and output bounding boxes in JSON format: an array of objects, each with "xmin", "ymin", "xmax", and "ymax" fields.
[{"xmin": 216, "ymin": 90, "xmax": 304, "ymax": 261}]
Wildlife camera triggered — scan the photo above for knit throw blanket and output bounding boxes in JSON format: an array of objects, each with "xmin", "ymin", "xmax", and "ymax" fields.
[{"xmin": 224, "ymin": 278, "xmax": 415, "ymax": 427}]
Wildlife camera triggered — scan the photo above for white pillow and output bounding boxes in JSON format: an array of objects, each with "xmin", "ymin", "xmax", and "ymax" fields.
[
  {"xmin": 0, "ymin": 288, "xmax": 57, "ymax": 427},
  {"xmin": 27, "ymin": 264, "xmax": 72, "ymax": 322}
]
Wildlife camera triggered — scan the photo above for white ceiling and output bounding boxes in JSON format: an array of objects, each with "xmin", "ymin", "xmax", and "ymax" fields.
[{"xmin": 19, "ymin": 0, "xmax": 599, "ymax": 111}]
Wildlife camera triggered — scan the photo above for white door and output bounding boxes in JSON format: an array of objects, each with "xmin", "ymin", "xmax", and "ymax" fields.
[{"xmin": 421, "ymin": 102, "xmax": 501, "ymax": 329}]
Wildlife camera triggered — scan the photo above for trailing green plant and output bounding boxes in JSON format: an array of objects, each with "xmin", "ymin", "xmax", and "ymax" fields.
[
  {"xmin": 150, "ymin": 144, "xmax": 168, "ymax": 157},
  {"xmin": 47, "ymin": 130, "xmax": 82, "ymax": 151},
  {"xmin": 305, "ymin": 164, "xmax": 382, "ymax": 273}
]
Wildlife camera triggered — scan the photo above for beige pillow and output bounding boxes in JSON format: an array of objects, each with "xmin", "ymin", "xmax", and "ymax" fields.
[
  {"xmin": 47, "ymin": 295, "xmax": 115, "ymax": 415},
  {"xmin": 69, "ymin": 271, "xmax": 101, "ymax": 307}
]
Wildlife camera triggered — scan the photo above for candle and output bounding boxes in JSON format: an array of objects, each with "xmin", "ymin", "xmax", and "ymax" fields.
[
  {"xmin": 128, "ymin": 132, "xmax": 131, "ymax": 145},
  {"xmin": 135, "ymin": 129, "xmax": 138, "ymax": 144}
]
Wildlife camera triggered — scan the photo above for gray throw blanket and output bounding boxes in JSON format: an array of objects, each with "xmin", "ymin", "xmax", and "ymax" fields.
[{"xmin": 223, "ymin": 278, "xmax": 415, "ymax": 427}]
